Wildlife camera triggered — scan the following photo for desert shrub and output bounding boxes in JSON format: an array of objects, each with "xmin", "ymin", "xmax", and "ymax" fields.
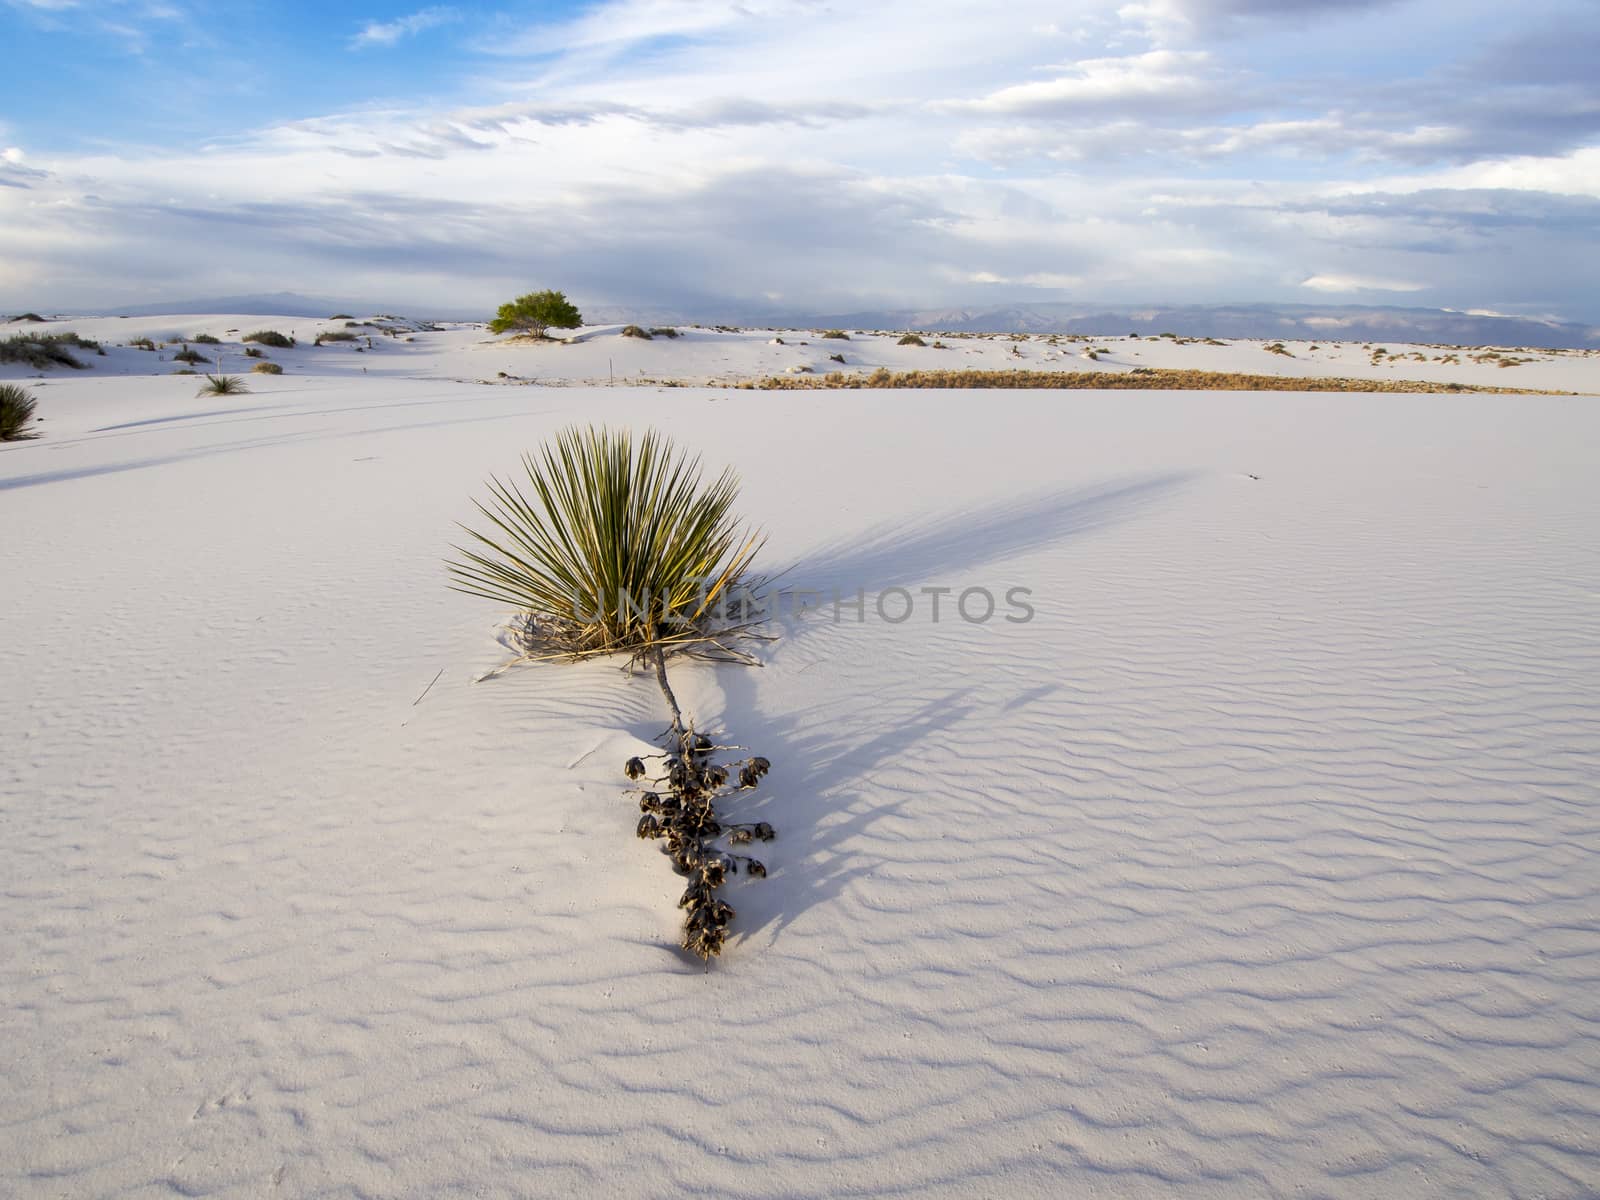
[
  {"xmin": 1263, "ymin": 342, "xmax": 1293, "ymax": 356},
  {"xmin": 243, "ymin": 346, "xmax": 264, "ymax": 358},
  {"xmin": 450, "ymin": 426, "xmax": 762, "ymax": 660},
  {"xmin": 243, "ymin": 330, "xmax": 294, "ymax": 348},
  {"xmin": 820, "ymin": 329, "xmax": 850, "ymax": 339},
  {"xmin": 190, "ymin": 333, "xmax": 221, "ymax": 344},
  {"xmin": 650, "ymin": 327, "xmax": 679, "ymax": 339},
  {"xmin": 0, "ymin": 383, "xmax": 40, "ymax": 440},
  {"xmin": 197, "ymin": 374, "xmax": 249, "ymax": 395},
  {"xmin": 829, "ymin": 353, "xmax": 845, "ymax": 363},
  {"xmin": 172, "ymin": 346, "xmax": 210, "ymax": 364},
  {"xmin": 251, "ymin": 362, "xmax": 283, "ymax": 374},
  {"xmin": 897, "ymin": 334, "xmax": 926, "ymax": 346},
  {"xmin": 129, "ymin": 337, "xmax": 157, "ymax": 350},
  {"xmin": 329, "ymin": 313, "xmax": 354, "ymax": 320},
  {"xmin": 621, "ymin": 324, "xmax": 653, "ymax": 339},
  {"xmin": 0, "ymin": 332, "xmax": 88, "ymax": 369},
  {"xmin": 171, "ymin": 369, "xmax": 197, "ymax": 375},
  {"xmin": 314, "ymin": 330, "xmax": 356, "ymax": 345},
  {"xmin": 11, "ymin": 312, "xmax": 46, "ymax": 323},
  {"xmin": 488, "ymin": 289, "xmax": 583, "ymax": 339}
]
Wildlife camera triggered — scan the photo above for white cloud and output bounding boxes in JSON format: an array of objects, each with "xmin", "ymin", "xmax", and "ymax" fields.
[
  {"xmin": 351, "ymin": 6, "xmax": 457, "ymax": 49},
  {"xmin": 1301, "ymin": 274, "xmax": 1427, "ymax": 293},
  {"xmin": 953, "ymin": 51, "xmax": 1222, "ymax": 115}
]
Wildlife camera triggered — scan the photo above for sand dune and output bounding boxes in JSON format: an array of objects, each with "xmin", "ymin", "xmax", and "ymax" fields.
[
  {"xmin": 5, "ymin": 313, "xmax": 1599, "ymax": 394},
  {"xmin": 2, "ymin": 328, "xmax": 1598, "ymax": 1197}
]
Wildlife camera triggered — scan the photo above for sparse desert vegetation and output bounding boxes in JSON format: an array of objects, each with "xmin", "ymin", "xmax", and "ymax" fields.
[
  {"xmin": 1, "ymin": 331, "xmax": 96, "ymax": 369},
  {"xmin": 172, "ymin": 346, "xmax": 211, "ymax": 365},
  {"xmin": 243, "ymin": 330, "xmax": 295, "ymax": 348},
  {"xmin": 898, "ymin": 333, "xmax": 926, "ymax": 346},
  {"xmin": 741, "ymin": 366, "xmax": 1566, "ymax": 394},
  {"xmin": 251, "ymin": 361, "xmax": 283, "ymax": 374}
]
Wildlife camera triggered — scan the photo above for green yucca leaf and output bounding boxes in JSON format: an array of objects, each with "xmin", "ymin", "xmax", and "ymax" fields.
[{"xmin": 450, "ymin": 426, "xmax": 763, "ymax": 658}]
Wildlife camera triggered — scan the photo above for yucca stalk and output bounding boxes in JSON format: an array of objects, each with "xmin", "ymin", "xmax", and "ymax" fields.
[{"xmin": 449, "ymin": 426, "xmax": 763, "ymax": 665}]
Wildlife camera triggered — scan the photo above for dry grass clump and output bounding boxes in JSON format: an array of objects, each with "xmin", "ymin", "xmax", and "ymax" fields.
[
  {"xmin": 172, "ymin": 346, "xmax": 211, "ymax": 365},
  {"xmin": 129, "ymin": 336, "xmax": 157, "ymax": 351},
  {"xmin": 621, "ymin": 324, "xmax": 653, "ymax": 339},
  {"xmin": 1264, "ymin": 342, "xmax": 1294, "ymax": 356},
  {"xmin": 314, "ymin": 330, "xmax": 357, "ymax": 345},
  {"xmin": 820, "ymin": 329, "xmax": 850, "ymax": 340},
  {"xmin": 739, "ymin": 367, "xmax": 1571, "ymax": 395},
  {"xmin": 1, "ymin": 382, "xmax": 41, "ymax": 440},
  {"xmin": 244, "ymin": 330, "xmax": 294, "ymax": 348},
  {"xmin": 897, "ymin": 334, "xmax": 926, "ymax": 346},
  {"xmin": 650, "ymin": 327, "xmax": 680, "ymax": 339},
  {"xmin": 251, "ymin": 361, "xmax": 283, "ymax": 374},
  {"xmin": 190, "ymin": 333, "xmax": 221, "ymax": 345}
]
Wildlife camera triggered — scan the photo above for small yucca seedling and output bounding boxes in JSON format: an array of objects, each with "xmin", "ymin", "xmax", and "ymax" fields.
[
  {"xmin": 450, "ymin": 425, "xmax": 763, "ymax": 663},
  {"xmin": 0, "ymin": 382, "xmax": 40, "ymax": 440},
  {"xmin": 197, "ymin": 374, "xmax": 249, "ymax": 396}
]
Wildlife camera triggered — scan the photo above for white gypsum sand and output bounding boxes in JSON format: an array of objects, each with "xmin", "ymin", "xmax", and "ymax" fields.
[{"xmin": 2, "ymin": 325, "xmax": 1598, "ymax": 1198}]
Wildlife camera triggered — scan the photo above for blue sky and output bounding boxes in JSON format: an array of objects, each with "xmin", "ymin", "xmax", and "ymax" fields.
[{"xmin": 2, "ymin": 0, "xmax": 1598, "ymax": 321}]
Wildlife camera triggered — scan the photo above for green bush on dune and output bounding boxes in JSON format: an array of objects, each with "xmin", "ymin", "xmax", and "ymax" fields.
[{"xmin": 487, "ymin": 289, "xmax": 583, "ymax": 340}]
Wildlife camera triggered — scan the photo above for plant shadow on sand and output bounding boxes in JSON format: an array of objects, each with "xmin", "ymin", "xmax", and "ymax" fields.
[{"xmin": 683, "ymin": 472, "xmax": 1198, "ymax": 955}]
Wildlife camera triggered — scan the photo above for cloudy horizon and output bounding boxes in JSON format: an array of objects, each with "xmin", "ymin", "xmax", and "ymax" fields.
[{"xmin": 2, "ymin": 0, "xmax": 1597, "ymax": 321}]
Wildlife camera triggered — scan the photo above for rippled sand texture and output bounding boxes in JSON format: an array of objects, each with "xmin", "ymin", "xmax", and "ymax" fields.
[{"xmin": 3, "ymin": 380, "xmax": 1597, "ymax": 1198}]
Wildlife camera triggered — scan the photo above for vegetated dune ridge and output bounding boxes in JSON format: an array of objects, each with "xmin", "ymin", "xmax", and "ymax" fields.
[
  {"xmin": 4, "ymin": 311, "xmax": 1600, "ymax": 394},
  {"xmin": 2, "ymin": 352, "xmax": 1598, "ymax": 1198}
]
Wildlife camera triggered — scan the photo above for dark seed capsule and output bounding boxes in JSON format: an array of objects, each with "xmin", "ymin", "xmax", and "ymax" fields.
[
  {"xmin": 754, "ymin": 822, "xmax": 775, "ymax": 842},
  {"xmin": 624, "ymin": 757, "xmax": 646, "ymax": 780},
  {"xmin": 746, "ymin": 859, "xmax": 767, "ymax": 878},
  {"xmin": 703, "ymin": 764, "xmax": 728, "ymax": 790},
  {"xmin": 711, "ymin": 900, "xmax": 734, "ymax": 924},
  {"xmin": 748, "ymin": 756, "xmax": 771, "ymax": 779},
  {"xmin": 636, "ymin": 815, "xmax": 660, "ymax": 839}
]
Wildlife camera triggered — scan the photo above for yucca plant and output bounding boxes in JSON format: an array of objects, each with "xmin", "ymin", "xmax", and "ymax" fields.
[
  {"xmin": 1, "ymin": 383, "xmax": 40, "ymax": 440},
  {"xmin": 451, "ymin": 425, "xmax": 775, "ymax": 962},
  {"xmin": 450, "ymin": 425, "xmax": 763, "ymax": 669},
  {"xmin": 197, "ymin": 374, "xmax": 249, "ymax": 395}
]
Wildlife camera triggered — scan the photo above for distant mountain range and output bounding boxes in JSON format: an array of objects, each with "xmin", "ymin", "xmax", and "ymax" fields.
[
  {"xmin": 797, "ymin": 303, "xmax": 1600, "ymax": 350},
  {"xmin": 18, "ymin": 294, "xmax": 1598, "ymax": 350}
]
